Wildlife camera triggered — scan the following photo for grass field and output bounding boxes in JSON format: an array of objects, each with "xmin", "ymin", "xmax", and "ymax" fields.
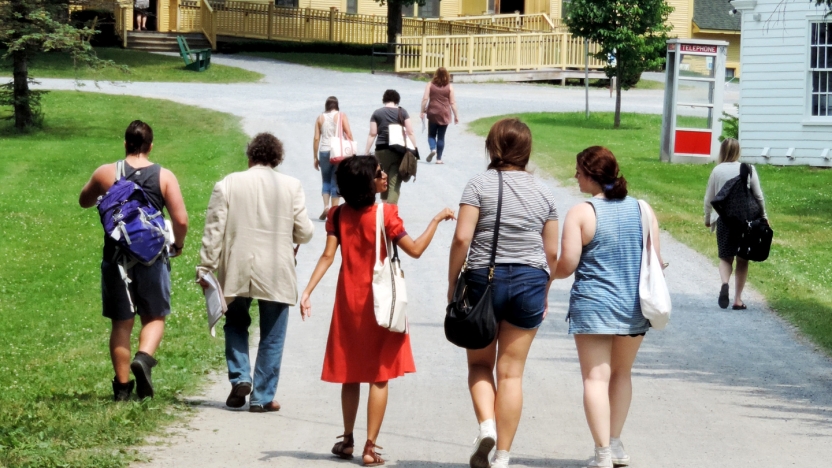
[
  {"xmin": 243, "ymin": 51, "xmax": 394, "ymax": 73},
  {"xmin": 0, "ymin": 92, "xmax": 250, "ymax": 467},
  {"xmin": 471, "ymin": 112, "xmax": 832, "ymax": 355},
  {"xmin": 0, "ymin": 48, "xmax": 264, "ymax": 83}
]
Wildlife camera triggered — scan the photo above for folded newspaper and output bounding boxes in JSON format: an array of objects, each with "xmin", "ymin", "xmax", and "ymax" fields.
[{"xmin": 198, "ymin": 271, "xmax": 227, "ymax": 337}]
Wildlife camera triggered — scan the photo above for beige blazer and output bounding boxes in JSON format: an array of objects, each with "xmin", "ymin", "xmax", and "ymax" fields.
[{"xmin": 197, "ymin": 165, "xmax": 314, "ymax": 305}]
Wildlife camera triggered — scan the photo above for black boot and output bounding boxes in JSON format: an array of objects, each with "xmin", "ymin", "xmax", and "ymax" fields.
[
  {"xmin": 112, "ymin": 378, "xmax": 135, "ymax": 402},
  {"xmin": 130, "ymin": 351, "xmax": 158, "ymax": 399}
]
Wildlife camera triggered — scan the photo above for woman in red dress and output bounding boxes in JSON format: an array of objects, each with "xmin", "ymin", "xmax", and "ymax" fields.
[{"xmin": 301, "ymin": 156, "xmax": 455, "ymax": 466}]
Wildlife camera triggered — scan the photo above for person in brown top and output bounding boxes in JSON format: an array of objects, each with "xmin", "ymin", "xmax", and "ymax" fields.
[{"xmin": 420, "ymin": 67, "xmax": 460, "ymax": 164}]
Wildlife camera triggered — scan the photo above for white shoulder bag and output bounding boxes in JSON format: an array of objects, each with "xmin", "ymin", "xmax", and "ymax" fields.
[
  {"xmin": 372, "ymin": 203, "xmax": 408, "ymax": 333},
  {"xmin": 387, "ymin": 107, "xmax": 416, "ymax": 154},
  {"xmin": 329, "ymin": 112, "xmax": 358, "ymax": 164},
  {"xmin": 638, "ymin": 200, "xmax": 671, "ymax": 330}
]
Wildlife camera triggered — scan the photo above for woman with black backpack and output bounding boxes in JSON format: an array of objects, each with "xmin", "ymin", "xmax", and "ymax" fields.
[{"xmin": 703, "ymin": 138, "xmax": 768, "ymax": 310}]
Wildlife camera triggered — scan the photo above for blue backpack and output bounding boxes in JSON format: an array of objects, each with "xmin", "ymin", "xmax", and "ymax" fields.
[{"xmin": 97, "ymin": 161, "xmax": 168, "ymax": 265}]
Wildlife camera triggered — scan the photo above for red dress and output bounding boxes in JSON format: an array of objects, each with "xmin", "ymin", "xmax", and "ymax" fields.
[{"xmin": 321, "ymin": 203, "xmax": 415, "ymax": 383}]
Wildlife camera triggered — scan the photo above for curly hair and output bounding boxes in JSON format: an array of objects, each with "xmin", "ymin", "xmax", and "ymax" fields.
[
  {"xmin": 246, "ymin": 133, "xmax": 284, "ymax": 167},
  {"xmin": 486, "ymin": 118, "xmax": 532, "ymax": 170},
  {"xmin": 336, "ymin": 156, "xmax": 379, "ymax": 209},
  {"xmin": 382, "ymin": 89, "xmax": 401, "ymax": 105},
  {"xmin": 576, "ymin": 146, "xmax": 628, "ymax": 200}
]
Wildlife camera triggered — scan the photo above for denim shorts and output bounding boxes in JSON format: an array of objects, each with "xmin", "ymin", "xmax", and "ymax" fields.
[
  {"xmin": 102, "ymin": 257, "xmax": 171, "ymax": 321},
  {"xmin": 466, "ymin": 264, "xmax": 550, "ymax": 330}
]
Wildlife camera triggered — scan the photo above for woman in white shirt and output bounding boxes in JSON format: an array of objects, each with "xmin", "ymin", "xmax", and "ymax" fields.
[
  {"xmin": 703, "ymin": 138, "xmax": 767, "ymax": 310},
  {"xmin": 313, "ymin": 96, "xmax": 353, "ymax": 220}
]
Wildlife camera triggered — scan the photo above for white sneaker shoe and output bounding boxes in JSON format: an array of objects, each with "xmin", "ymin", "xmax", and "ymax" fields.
[
  {"xmin": 469, "ymin": 420, "xmax": 496, "ymax": 468},
  {"xmin": 585, "ymin": 446, "xmax": 612, "ymax": 468},
  {"xmin": 610, "ymin": 438, "xmax": 630, "ymax": 466}
]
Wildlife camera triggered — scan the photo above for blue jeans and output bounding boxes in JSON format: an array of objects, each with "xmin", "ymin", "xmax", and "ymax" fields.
[
  {"xmin": 466, "ymin": 264, "xmax": 549, "ymax": 329},
  {"xmin": 428, "ymin": 121, "xmax": 448, "ymax": 160},
  {"xmin": 224, "ymin": 297, "xmax": 289, "ymax": 406},
  {"xmin": 319, "ymin": 151, "xmax": 339, "ymax": 198}
]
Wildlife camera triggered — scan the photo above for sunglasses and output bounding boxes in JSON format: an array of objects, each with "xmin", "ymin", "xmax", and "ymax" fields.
[{"xmin": 375, "ymin": 169, "xmax": 385, "ymax": 179}]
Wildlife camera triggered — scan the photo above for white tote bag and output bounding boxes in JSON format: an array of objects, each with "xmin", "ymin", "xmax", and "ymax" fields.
[
  {"xmin": 329, "ymin": 112, "xmax": 358, "ymax": 163},
  {"xmin": 637, "ymin": 200, "xmax": 671, "ymax": 330},
  {"xmin": 372, "ymin": 203, "xmax": 408, "ymax": 333},
  {"xmin": 387, "ymin": 107, "xmax": 416, "ymax": 154}
]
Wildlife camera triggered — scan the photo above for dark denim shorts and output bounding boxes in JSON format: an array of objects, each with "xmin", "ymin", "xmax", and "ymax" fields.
[
  {"xmin": 466, "ymin": 264, "xmax": 550, "ymax": 330},
  {"xmin": 102, "ymin": 257, "xmax": 171, "ymax": 321}
]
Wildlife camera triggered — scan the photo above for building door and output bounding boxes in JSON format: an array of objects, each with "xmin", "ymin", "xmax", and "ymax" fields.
[{"xmin": 499, "ymin": 0, "xmax": 524, "ymax": 14}]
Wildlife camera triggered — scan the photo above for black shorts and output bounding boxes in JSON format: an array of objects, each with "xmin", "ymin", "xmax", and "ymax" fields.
[{"xmin": 102, "ymin": 258, "xmax": 171, "ymax": 321}]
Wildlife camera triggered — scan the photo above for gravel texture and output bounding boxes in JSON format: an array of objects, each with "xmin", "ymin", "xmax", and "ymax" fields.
[{"xmin": 35, "ymin": 56, "xmax": 830, "ymax": 467}]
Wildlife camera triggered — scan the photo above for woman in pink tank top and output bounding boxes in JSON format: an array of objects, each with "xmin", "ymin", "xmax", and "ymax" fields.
[{"xmin": 420, "ymin": 67, "xmax": 460, "ymax": 164}]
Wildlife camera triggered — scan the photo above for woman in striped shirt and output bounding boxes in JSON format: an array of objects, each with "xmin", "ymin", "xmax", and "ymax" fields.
[
  {"xmin": 554, "ymin": 147, "xmax": 662, "ymax": 468},
  {"xmin": 448, "ymin": 118, "xmax": 560, "ymax": 468}
]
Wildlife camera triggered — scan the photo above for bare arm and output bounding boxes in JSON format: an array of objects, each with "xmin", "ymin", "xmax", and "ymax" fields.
[
  {"xmin": 403, "ymin": 117, "xmax": 418, "ymax": 149},
  {"xmin": 161, "ymin": 168, "xmax": 188, "ymax": 250},
  {"xmin": 420, "ymin": 82, "xmax": 431, "ymax": 119},
  {"xmin": 365, "ymin": 121, "xmax": 378, "ymax": 155},
  {"xmin": 449, "ymin": 84, "xmax": 460, "ymax": 124},
  {"xmin": 79, "ymin": 164, "xmax": 114, "ymax": 208},
  {"xmin": 396, "ymin": 208, "xmax": 456, "ymax": 259},
  {"xmin": 313, "ymin": 116, "xmax": 322, "ymax": 170},
  {"xmin": 447, "ymin": 204, "xmax": 478, "ymax": 302},
  {"xmin": 299, "ymin": 235, "xmax": 340, "ymax": 320},
  {"xmin": 703, "ymin": 170, "xmax": 715, "ymax": 226},
  {"xmin": 750, "ymin": 166, "xmax": 768, "ymax": 220},
  {"xmin": 554, "ymin": 204, "xmax": 593, "ymax": 279},
  {"xmin": 341, "ymin": 113, "xmax": 354, "ymax": 141}
]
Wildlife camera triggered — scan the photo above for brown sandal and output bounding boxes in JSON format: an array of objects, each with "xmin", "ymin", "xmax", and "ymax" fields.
[
  {"xmin": 362, "ymin": 439, "xmax": 385, "ymax": 466},
  {"xmin": 331, "ymin": 433, "xmax": 355, "ymax": 459}
]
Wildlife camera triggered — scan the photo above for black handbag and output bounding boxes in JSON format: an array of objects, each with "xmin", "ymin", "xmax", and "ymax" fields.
[
  {"xmin": 738, "ymin": 218, "xmax": 773, "ymax": 262},
  {"xmin": 444, "ymin": 171, "xmax": 502, "ymax": 350}
]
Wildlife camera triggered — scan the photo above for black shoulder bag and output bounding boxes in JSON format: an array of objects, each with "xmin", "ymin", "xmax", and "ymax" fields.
[{"xmin": 444, "ymin": 171, "xmax": 501, "ymax": 350}]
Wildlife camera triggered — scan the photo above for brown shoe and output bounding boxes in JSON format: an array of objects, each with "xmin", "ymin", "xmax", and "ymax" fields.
[
  {"xmin": 362, "ymin": 439, "xmax": 384, "ymax": 466},
  {"xmin": 331, "ymin": 432, "xmax": 355, "ymax": 459},
  {"xmin": 319, "ymin": 208, "xmax": 329, "ymax": 220},
  {"xmin": 249, "ymin": 401, "xmax": 280, "ymax": 413}
]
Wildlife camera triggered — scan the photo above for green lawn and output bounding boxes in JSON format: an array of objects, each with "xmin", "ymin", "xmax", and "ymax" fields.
[
  {"xmin": 0, "ymin": 92, "xmax": 250, "ymax": 467},
  {"xmin": 471, "ymin": 112, "xmax": 832, "ymax": 355},
  {"xmin": 244, "ymin": 51, "xmax": 394, "ymax": 73},
  {"xmin": 0, "ymin": 48, "xmax": 264, "ymax": 83}
]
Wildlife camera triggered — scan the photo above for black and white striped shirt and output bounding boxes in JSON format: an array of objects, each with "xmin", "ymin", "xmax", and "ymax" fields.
[{"xmin": 460, "ymin": 169, "xmax": 559, "ymax": 273}]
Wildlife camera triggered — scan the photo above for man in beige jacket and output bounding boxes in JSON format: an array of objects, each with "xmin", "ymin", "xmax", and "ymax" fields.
[{"xmin": 197, "ymin": 133, "xmax": 314, "ymax": 412}]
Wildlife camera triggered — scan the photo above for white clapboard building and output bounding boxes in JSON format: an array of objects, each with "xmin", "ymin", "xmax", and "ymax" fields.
[{"xmin": 732, "ymin": 0, "xmax": 832, "ymax": 166}]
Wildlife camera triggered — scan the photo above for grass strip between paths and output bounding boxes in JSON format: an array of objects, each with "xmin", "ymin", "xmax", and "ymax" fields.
[
  {"xmin": 0, "ymin": 48, "xmax": 264, "ymax": 83},
  {"xmin": 470, "ymin": 112, "xmax": 832, "ymax": 355},
  {"xmin": 243, "ymin": 51, "xmax": 394, "ymax": 74},
  {"xmin": 0, "ymin": 92, "xmax": 250, "ymax": 467}
]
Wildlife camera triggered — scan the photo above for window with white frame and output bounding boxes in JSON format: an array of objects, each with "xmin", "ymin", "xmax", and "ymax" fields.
[
  {"xmin": 810, "ymin": 21, "xmax": 832, "ymax": 117},
  {"xmin": 347, "ymin": 0, "xmax": 357, "ymax": 14}
]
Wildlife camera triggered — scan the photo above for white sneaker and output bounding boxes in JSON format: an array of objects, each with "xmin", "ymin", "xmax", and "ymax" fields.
[
  {"xmin": 585, "ymin": 446, "xmax": 612, "ymax": 468},
  {"xmin": 610, "ymin": 438, "xmax": 630, "ymax": 466},
  {"xmin": 469, "ymin": 421, "xmax": 496, "ymax": 468}
]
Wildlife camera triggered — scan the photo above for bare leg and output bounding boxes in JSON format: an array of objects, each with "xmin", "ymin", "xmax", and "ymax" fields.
[
  {"xmin": 718, "ymin": 257, "xmax": 734, "ymax": 285},
  {"xmin": 494, "ymin": 323, "xmax": 538, "ymax": 451},
  {"xmin": 137, "ymin": 315, "xmax": 165, "ymax": 356},
  {"xmin": 608, "ymin": 335, "xmax": 644, "ymax": 439},
  {"xmin": 322, "ymin": 193, "xmax": 331, "ymax": 211},
  {"xmin": 366, "ymin": 381, "xmax": 388, "ymax": 443},
  {"xmin": 467, "ymin": 338, "xmax": 498, "ymax": 423},
  {"xmin": 331, "ymin": 196, "xmax": 341, "ymax": 209},
  {"xmin": 110, "ymin": 319, "xmax": 134, "ymax": 383},
  {"xmin": 341, "ymin": 383, "xmax": 360, "ymax": 435},
  {"xmin": 734, "ymin": 257, "xmax": 749, "ymax": 306},
  {"xmin": 575, "ymin": 334, "xmax": 614, "ymax": 448},
  {"xmin": 141, "ymin": 16, "xmax": 147, "ymax": 31}
]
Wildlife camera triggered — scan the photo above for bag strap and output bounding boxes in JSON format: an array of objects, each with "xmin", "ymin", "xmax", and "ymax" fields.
[
  {"xmin": 487, "ymin": 171, "xmax": 504, "ymax": 283},
  {"xmin": 638, "ymin": 199, "xmax": 655, "ymax": 262},
  {"xmin": 375, "ymin": 203, "xmax": 390, "ymax": 267},
  {"xmin": 115, "ymin": 160, "xmax": 126, "ymax": 182}
]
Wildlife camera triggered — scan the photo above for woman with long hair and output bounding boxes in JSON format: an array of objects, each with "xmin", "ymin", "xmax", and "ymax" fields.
[
  {"xmin": 554, "ymin": 146, "xmax": 662, "ymax": 467},
  {"xmin": 313, "ymin": 96, "xmax": 354, "ymax": 220},
  {"xmin": 703, "ymin": 138, "xmax": 767, "ymax": 309},
  {"xmin": 420, "ymin": 67, "xmax": 460, "ymax": 164},
  {"xmin": 301, "ymin": 156, "xmax": 455, "ymax": 466},
  {"xmin": 448, "ymin": 118, "xmax": 559, "ymax": 468}
]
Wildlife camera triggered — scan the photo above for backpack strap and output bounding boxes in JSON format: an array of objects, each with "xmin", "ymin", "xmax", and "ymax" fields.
[
  {"xmin": 740, "ymin": 163, "xmax": 751, "ymax": 188},
  {"xmin": 115, "ymin": 160, "xmax": 126, "ymax": 182}
]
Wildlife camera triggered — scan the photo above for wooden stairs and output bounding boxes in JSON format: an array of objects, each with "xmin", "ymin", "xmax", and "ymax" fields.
[{"xmin": 126, "ymin": 32, "xmax": 211, "ymax": 53}]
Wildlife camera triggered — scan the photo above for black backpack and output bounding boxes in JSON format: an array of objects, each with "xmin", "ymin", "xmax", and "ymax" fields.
[{"xmin": 710, "ymin": 163, "xmax": 762, "ymax": 231}]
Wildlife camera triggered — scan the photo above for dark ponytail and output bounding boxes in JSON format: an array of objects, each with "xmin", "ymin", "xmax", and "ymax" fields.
[{"xmin": 576, "ymin": 146, "xmax": 628, "ymax": 200}]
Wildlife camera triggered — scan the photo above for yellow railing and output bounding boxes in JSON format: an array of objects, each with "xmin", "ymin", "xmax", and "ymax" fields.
[
  {"xmin": 113, "ymin": 1, "xmax": 132, "ymax": 49},
  {"xmin": 396, "ymin": 33, "xmax": 605, "ymax": 73},
  {"xmin": 200, "ymin": 0, "xmax": 217, "ymax": 49},
  {"xmin": 434, "ymin": 13, "xmax": 564, "ymax": 32}
]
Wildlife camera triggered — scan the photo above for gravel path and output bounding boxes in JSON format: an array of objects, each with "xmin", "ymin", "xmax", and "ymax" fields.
[{"xmin": 37, "ymin": 56, "xmax": 829, "ymax": 467}]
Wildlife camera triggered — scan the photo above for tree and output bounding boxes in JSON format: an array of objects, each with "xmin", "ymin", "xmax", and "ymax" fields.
[
  {"xmin": 374, "ymin": 0, "xmax": 426, "ymax": 61},
  {"xmin": 565, "ymin": 0, "xmax": 673, "ymax": 128},
  {"xmin": 0, "ymin": 0, "xmax": 108, "ymax": 130}
]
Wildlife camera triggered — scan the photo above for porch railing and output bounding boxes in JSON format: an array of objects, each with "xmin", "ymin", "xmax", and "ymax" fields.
[{"xmin": 200, "ymin": 0, "xmax": 217, "ymax": 49}]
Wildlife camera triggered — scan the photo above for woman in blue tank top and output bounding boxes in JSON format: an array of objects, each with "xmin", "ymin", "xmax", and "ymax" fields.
[{"xmin": 554, "ymin": 146, "xmax": 663, "ymax": 468}]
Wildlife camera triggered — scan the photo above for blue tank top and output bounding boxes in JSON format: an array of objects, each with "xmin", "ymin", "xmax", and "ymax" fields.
[{"xmin": 567, "ymin": 196, "xmax": 648, "ymax": 334}]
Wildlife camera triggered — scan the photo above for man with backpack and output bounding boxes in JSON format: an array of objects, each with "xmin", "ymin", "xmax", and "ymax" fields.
[{"xmin": 79, "ymin": 120, "xmax": 189, "ymax": 401}]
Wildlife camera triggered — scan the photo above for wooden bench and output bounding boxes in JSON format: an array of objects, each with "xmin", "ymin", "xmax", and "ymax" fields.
[{"xmin": 177, "ymin": 36, "xmax": 211, "ymax": 72}]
